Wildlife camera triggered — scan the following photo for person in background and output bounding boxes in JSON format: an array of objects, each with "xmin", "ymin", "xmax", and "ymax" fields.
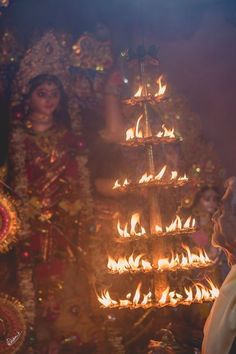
[
  {"xmin": 202, "ymin": 177, "xmax": 236, "ymax": 354},
  {"xmin": 191, "ymin": 186, "xmax": 221, "ymax": 260}
]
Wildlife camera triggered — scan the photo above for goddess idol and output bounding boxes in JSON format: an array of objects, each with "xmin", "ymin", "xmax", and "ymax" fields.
[{"xmin": 8, "ymin": 32, "xmax": 98, "ymax": 353}]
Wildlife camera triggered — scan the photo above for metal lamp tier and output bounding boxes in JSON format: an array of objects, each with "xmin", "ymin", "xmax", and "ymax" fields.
[{"xmin": 97, "ymin": 58, "xmax": 219, "ymax": 311}]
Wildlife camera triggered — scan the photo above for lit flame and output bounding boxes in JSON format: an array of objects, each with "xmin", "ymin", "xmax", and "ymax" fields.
[
  {"xmin": 155, "ymin": 165, "xmax": 167, "ymax": 180},
  {"xmin": 135, "ymin": 115, "xmax": 144, "ymax": 138},
  {"xmin": 126, "ymin": 128, "xmax": 135, "ymax": 141},
  {"xmin": 112, "ymin": 179, "xmax": 121, "ymax": 190},
  {"xmin": 133, "ymin": 282, "xmax": 142, "ymax": 305},
  {"xmin": 117, "ymin": 215, "xmax": 195, "ymax": 240},
  {"xmin": 113, "ymin": 169, "xmax": 188, "ymax": 190},
  {"xmin": 107, "ymin": 244, "xmax": 211, "ymax": 274},
  {"xmin": 159, "ymin": 286, "xmax": 170, "ymax": 305},
  {"xmin": 155, "ymin": 216, "xmax": 196, "ymax": 235},
  {"xmin": 107, "ymin": 254, "xmax": 152, "ymax": 273},
  {"xmin": 137, "ymin": 169, "xmax": 188, "ymax": 185},
  {"xmin": 117, "ymin": 213, "xmax": 146, "ymax": 238},
  {"xmin": 134, "ymin": 85, "xmax": 143, "ymax": 97},
  {"xmin": 166, "ymin": 216, "xmax": 182, "ymax": 232},
  {"xmin": 138, "ymin": 166, "xmax": 167, "ymax": 184},
  {"xmin": 97, "ymin": 290, "xmax": 118, "ymax": 307},
  {"xmin": 125, "ymin": 115, "xmax": 144, "ymax": 141},
  {"xmin": 97, "ymin": 283, "xmax": 152, "ymax": 308},
  {"xmin": 157, "ymin": 244, "xmax": 212, "ymax": 271},
  {"xmin": 139, "ymin": 173, "xmax": 154, "ymax": 184},
  {"xmin": 178, "ymin": 174, "xmax": 188, "ymax": 182},
  {"xmin": 97, "ymin": 279, "xmax": 219, "ymax": 308},
  {"xmin": 156, "ymin": 124, "xmax": 175, "ymax": 139},
  {"xmin": 142, "ymin": 291, "xmax": 152, "ymax": 305},
  {"xmin": 183, "ymin": 279, "xmax": 219, "ymax": 303},
  {"xmin": 155, "ymin": 75, "xmax": 167, "ymax": 97},
  {"xmin": 123, "ymin": 178, "xmax": 129, "ymax": 186},
  {"xmin": 112, "ymin": 179, "xmax": 130, "ymax": 190},
  {"xmin": 171, "ymin": 171, "xmax": 178, "ymax": 180}
]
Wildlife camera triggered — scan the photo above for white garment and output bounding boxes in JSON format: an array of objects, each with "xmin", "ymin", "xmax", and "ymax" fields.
[{"xmin": 202, "ymin": 265, "xmax": 236, "ymax": 354}]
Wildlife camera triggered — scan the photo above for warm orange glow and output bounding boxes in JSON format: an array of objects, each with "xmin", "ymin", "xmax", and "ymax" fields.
[
  {"xmin": 157, "ymin": 244, "xmax": 212, "ymax": 271},
  {"xmin": 139, "ymin": 172, "xmax": 154, "ymax": 184},
  {"xmin": 123, "ymin": 178, "xmax": 129, "ymax": 186},
  {"xmin": 155, "ymin": 165, "xmax": 167, "ymax": 181},
  {"xmin": 126, "ymin": 128, "xmax": 135, "ymax": 141},
  {"xmin": 125, "ymin": 121, "xmax": 176, "ymax": 143},
  {"xmin": 159, "ymin": 286, "xmax": 170, "ymax": 306},
  {"xmin": 97, "ymin": 279, "xmax": 219, "ymax": 309},
  {"xmin": 155, "ymin": 75, "xmax": 167, "ymax": 97},
  {"xmin": 135, "ymin": 115, "xmax": 144, "ymax": 138},
  {"xmin": 171, "ymin": 171, "xmax": 178, "ymax": 180},
  {"xmin": 107, "ymin": 254, "xmax": 152, "ymax": 273},
  {"xmin": 125, "ymin": 115, "xmax": 144, "ymax": 141},
  {"xmin": 156, "ymin": 124, "xmax": 175, "ymax": 139},
  {"xmin": 183, "ymin": 279, "xmax": 220, "ymax": 304},
  {"xmin": 97, "ymin": 290, "xmax": 118, "ymax": 307},
  {"xmin": 112, "ymin": 178, "xmax": 130, "ymax": 190},
  {"xmin": 107, "ymin": 244, "xmax": 211, "ymax": 274},
  {"xmin": 117, "ymin": 213, "xmax": 146, "ymax": 238},
  {"xmin": 112, "ymin": 179, "xmax": 121, "ymax": 190},
  {"xmin": 137, "ymin": 166, "xmax": 188, "ymax": 185},
  {"xmin": 116, "ymin": 215, "xmax": 195, "ymax": 240},
  {"xmin": 133, "ymin": 282, "xmax": 142, "ymax": 305},
  {"xmin": 155, "ymin": 216, "xmax": 196, "ymax": 235},
  {"xmin": 178, "ymin": 174, "xmax": 188, "ymax": 182},
  {"xmin": 134, "ymin": 85, "xmax": 143, "ymax": 97},
  {"xmin": 112, "ymin": 169, "xmax": 189, "ymax": 190}
]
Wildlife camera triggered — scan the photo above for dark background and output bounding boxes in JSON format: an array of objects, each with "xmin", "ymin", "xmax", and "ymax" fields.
[{"xmin": 1, "ymin": 0, "xmax": 236, "ymax": 175}]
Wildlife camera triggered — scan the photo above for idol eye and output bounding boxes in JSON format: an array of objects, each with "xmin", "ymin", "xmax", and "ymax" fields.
[{"xmin": 37, "ymin": 91, "xmax": 46, "ymax": 98}]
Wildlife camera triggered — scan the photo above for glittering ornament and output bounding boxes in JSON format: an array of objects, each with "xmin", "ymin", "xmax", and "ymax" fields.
[
  {"xmin": 0, "ymin": 31, "xmax": 22, "ymax": 65},
  {"xmin": 11, "ymin": 31, "xmax": 70, "ymax": 105},
  {"xmin": 71, "ymin": 28, "xmax": 113, "ymax": 72},
  {"xmin": 0, "ymin": 294, "xmax": 27, "ymax": 354},
  {"xmin": 0, "ymin": 192, "xmax": 21, "ymax": 253}
]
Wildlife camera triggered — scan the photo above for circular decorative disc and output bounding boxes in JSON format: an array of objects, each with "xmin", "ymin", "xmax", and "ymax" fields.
[
  {"xmin": 0, "ymin": 294, "xmax": 27, "ymax": 353},
  {"xmin": 0, "ymin": 192, "xmax": 20, "ymax": 253}
]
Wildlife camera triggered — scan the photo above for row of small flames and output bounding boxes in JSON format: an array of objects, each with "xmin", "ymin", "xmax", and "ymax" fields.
[
  {"xmin": 126, "ymin": 119, "xmax": 176, "ymax": 142},
  {"xmin": 133, "ymin": 75, "xmax": 167, "ymax": 99},
  {"xmin": 116, "ymin": 214, "xmax": 196, "ymax": 238},
  {"xmin": 97, "ymin": 279, "xmax": 219, "ymax": 309},
  {"xmin": 107, "ymin": 244, "xmax": 212, "ymax": 274},
  {"xmin": 113, "ymin": 166, "xmax": 188, "ymax": 191},
  {"xmin": 125, "ymin": 76, "xmax": 172, "ymax": 141}
]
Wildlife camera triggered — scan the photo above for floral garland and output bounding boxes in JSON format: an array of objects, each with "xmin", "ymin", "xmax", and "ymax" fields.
[{"xmin": 69, "ymin": 96, "xmax": 94, "ymax": 221}]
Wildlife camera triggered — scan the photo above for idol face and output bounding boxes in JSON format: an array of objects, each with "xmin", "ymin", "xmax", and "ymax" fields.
[
  {"xmin": 29, "ymin": 82, "xmax": 61, "ymax": 121},
  {"xmin": 199, "ymin": 189, "xmax": 219, "ymax": 215}
]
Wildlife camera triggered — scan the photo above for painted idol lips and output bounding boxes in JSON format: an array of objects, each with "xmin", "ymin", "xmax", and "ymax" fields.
[{"xmin": 45, "ymin": 105, "xmax": 54, "ymax": 110}]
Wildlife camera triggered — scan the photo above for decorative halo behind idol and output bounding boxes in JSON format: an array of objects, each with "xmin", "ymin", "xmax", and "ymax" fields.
[{"xmin": 0, "ymin": 192, "xmax": 20, "ymax": 253}]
